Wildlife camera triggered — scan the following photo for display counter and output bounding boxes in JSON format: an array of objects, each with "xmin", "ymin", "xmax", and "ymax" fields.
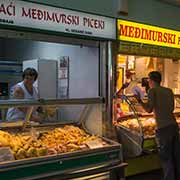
[
  {"xmin": 0, "ymin": 98, "xmax": 126, "ymax": 180},
  {"xmin": 113, "ymin": 95, "xmax": 180, "ymax": 158}
]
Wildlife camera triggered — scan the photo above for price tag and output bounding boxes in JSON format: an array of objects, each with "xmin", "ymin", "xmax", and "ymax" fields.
[
  {"xmin": 30, "ymin": 128, "xmax": 40, "ymax": 141},
  {"xmin": 85, "ymin": 139, "xmax": 104, "ymax": 149},
  {"xmin": 0, "ymin": 147, "xmax": 14, "ymax": 162}
]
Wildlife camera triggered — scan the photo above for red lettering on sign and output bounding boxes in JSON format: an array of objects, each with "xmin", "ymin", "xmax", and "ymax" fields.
[
  {"xmin": 47, "ymin": 11, "xmax": 55, "ymax": 21},
  {"xmin": 31, "ymin": 9, "xmax": 37, "ymax": 19},
  {"xmin": 37, "ymin": 10, "xmax": 43, "ymax": 20},
  {"xmin": 83, "ymin": 17, "xmax": 104, "ymax": 29},
  {"xmin": 128, "ymin": 26, "xmax": 134, "ymax": 37},
  {"xmin": 0, "ymin": 3, "xmax": 16, "ymax": 16},
  {"xmin": 22, "ymin": 7, "xmax": 80, "ymax": 26},
  {"xmin": 134, "ymin": 27, "xmax": 140, "ymax": 38},
  {"xmin": 157, "ymin": 32, "xmax": 163, "ymax": 42},
  {"xmin": 163, "ymin": 33, "xmax": 168, "ymax": 43},
  {"xmin": 22, "ymin": 7, "xmax": 31, "ymax": 18},
  {"xmin": 178, "ymin": 37, "xmax": 180, "ymax": 45},
  {"xmin": 168, "ymin": 34, "xmax": 175, "ymax": 44},
  {"xmin": 0, "ymin": 4, "xmax": 6, "ymax": 15},
  {"xmin": 119, "ymin": 24, "xmax": 128, "ymax": 36},
  {"xmin": 119, "ymin": 24, "xmax": 177, "ymax": 45},
  {"xmin": 173, "ymin": 34, "xmax": 176, "ymax": 44}
]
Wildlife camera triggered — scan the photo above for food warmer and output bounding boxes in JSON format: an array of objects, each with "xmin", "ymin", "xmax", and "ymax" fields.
[
  {"xmin": 113, "ymin": 95, "xmax": 180, "ymax": 158},
  {"xmin": 0, "ymin": 98, "xmax": 126, "ymax": 180}
]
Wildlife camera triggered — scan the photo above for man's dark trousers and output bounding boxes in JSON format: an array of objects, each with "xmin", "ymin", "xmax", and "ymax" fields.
[{"xmin": 156, "ymin": 124, "xmax": 180, "ymax": 180}]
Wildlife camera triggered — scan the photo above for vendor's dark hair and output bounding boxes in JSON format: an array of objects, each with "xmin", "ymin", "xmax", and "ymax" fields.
[
  {"xmin": 148, "ymin": 71, "xmax": 161, "ymax": 84},
  {"xmin": 22, "ymin": 68, "xmax": 38, "ymax": 81}
]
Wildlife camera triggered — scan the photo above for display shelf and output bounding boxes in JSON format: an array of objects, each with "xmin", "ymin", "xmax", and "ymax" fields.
[{"xmin": 0, "ymin": 98, "xmax": 125, "ymax": 180}]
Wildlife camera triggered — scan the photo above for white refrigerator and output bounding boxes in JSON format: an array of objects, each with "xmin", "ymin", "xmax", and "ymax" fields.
[{"xmin": 23, "ymin": 59, "xmax": 58, "ymax": 99}]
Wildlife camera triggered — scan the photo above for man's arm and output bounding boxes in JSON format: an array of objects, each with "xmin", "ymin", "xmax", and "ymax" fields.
[
  {"xmin": 12, "ymin": 87, "xmax": 28, "ymax": 113},
  {"xmin": 13, "ymin": 87, "xmax": 24, "ymax": 99},
  {"xmin": 13, "ymin": 87, "xmax": 41, "ymax": 122},
  {"xmin": 116, "ymin": 82, "xmax": 130, "ymax": 96},
  {"xmin": 170, "ymin": 89, "xmax": 175, "ymax": 112},
  {"xmin": 136, "ymin": 89, "xmax": 154, "ymax": 113}
]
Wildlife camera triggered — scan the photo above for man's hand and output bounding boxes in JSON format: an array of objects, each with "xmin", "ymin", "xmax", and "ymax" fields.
[
  {"xmin": 31, "ymin": 114, "xmax": 42, "ymax": 122},
  {"xmin": 134, "ymin": 91, "xmax": 142, "ymax": 103}
]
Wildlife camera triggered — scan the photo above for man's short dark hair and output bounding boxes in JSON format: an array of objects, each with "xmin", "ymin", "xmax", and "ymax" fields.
[
  {"xmin": 22, "ymin": 68, "xmax": 38, "ymax": 81},
  {"xmin": 148, "ymin": 71, "xmax": 161, "ymax": 84}
]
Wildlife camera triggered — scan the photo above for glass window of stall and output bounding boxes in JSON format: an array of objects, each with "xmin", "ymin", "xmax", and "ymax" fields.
[
  {"xmin": 115, "ymin": 55, "xmax": 180, "ymax": 96},
  {"xmin": 0, "ymin": 31, "xmax": 102, "ymax": 127},
  {"xmin": 114, "ymin": 54, "xmax": 180, "ymax": 141}
]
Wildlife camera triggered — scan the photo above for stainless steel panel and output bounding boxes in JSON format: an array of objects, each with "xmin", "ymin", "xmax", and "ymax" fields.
[{"xmin": 0, "ymin": 98, "xmax": 104, "ymax": 108}]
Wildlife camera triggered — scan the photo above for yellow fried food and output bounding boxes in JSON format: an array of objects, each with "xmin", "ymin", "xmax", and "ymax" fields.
[
  {"xmin": 15, "ymin": 148, "xmax": 26, "ymax": 160},
  {"xmin": 0, "ymin": 135, "xmax": 10, "ymax": 147},
  {"xmin": 26, "ymin": 147, "xmax": 37, "ymax": 158},
  {"xmin": 37, "ymin": 147, "xmax": 47, "ymax": 157},
  {"xmin": 23, "ymin": 143, "xmax": 30, "ymax": 150},
  {"xmin": 0, "ymin": 125, "xmax": 100, "ymax": 159}
]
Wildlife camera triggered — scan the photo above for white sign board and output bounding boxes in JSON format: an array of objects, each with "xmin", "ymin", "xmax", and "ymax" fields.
[{"xmin": 0, "ymin": 0, "xmax": 116, "ymax": 39}]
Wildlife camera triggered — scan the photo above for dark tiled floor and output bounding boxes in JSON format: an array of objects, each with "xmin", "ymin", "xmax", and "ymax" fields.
[{"xmin": 127, "ymin": 170, "xmax": 163, "ymax": 180}]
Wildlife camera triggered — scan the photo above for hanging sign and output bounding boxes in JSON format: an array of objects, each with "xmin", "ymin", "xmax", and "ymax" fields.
[
  {"xmin": 117, "ymin": 19, "xmax": 180, "ymax": 49},
  {"xmin": 0, "ymin": 0, "xmax": 116, "ymax": 39}
]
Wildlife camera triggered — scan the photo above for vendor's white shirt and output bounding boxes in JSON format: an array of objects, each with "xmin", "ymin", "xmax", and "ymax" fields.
[{"xmin": 6, "ymin": 81, "xmax": 38, "ymax": 121}]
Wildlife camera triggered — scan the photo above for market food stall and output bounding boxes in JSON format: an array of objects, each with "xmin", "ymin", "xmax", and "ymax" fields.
[
  {"xmin": 0, "ymin": 98, "xmax": 126, "ymax": 180},
  {"xmin": 113, "ymin": 95, "xmax": 180, "ymax": 157},
  {"xmin": 111, "ymin": 19, "xmax": 180, "ymax": 176},
  {"xmin": 0, "ymin": 0, "xmax": 127, "ymax": 179}
]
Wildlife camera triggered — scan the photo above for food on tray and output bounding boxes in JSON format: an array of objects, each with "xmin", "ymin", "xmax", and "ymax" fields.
[
  {"xmin": 0, "ymin": 125, "xmax": 105, "ymax": 161},
  {"xmin": 141, "ymin": 118, "xmax": 156, "ymax": 137},
  {"xmin": 15, "ymin": 148, "xmax": 27, "ymax": 160},
  {"xmin": 37, "ymin": 147, "xmax": 47, "ymax": 156},
  {"xmin": 26, "ymin": 147, "xmax": 37, "ymax": 158},
  {"xmin": 116, "ymin": 117, "xmax": 180, "ymax": 138},
  {"xmin": 116, "ymin": 117, "xmax": 156, "ymax": 138}
]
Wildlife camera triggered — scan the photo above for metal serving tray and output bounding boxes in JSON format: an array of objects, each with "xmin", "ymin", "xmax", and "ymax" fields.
[
  {"xmin": 0, "ymin": 122, "xmax": 124, "ymax": 180},
  {"xmin": 0, "ymin": 137, "xmax": 123, "ymax": 180}
]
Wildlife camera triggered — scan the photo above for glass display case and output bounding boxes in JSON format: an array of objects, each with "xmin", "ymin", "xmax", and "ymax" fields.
[
  {"xmin": 0, "ymin": 98, "xmax": 126, "ymax": 180},
  {"xmin": 113, "ymin": 95, "xmax": 180, "ymax": 158}
]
